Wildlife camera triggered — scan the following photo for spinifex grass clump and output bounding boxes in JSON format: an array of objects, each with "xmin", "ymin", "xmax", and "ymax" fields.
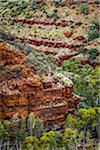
[
  {"xmin": 25, "ymin": 51, "xmax": 56, "ymax": 74},
  {"xmin": 81, "ymin": 3, "xmax": 89, "ymax": 15},
  {"xmin": 52, "ymin": 9, "xmax": 59, "ymax": 20},
  {"xmin": 26, "ymin": 12, "xmax": 34, "ymax": 18},
  {"xmin": 88, "ymin": 21, "xmax": 99, "ymax": 41},
  {"xmin": 10, "ymin": 10, "xmax": 21, "ymax": 17},
  {"xmin": 88, "ymin": 48, "xmax": 99, "ymax": 61},
  {"xmin": 31, "ymin": 2, "xmax": 48, "ymax": 11}
]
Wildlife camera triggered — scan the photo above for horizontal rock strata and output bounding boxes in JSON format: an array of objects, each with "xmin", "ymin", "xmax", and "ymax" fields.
[{"xmin": 0, "ymin": 41, "xmax": 80, "ymax": 124}]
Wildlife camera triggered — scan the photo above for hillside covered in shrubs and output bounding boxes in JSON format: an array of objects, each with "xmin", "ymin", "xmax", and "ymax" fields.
[{"xmin": 0, "ymin": 0, "xmax": 99, "ymax": 149}]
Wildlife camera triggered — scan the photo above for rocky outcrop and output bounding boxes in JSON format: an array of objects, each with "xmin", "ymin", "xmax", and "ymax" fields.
[
  {"xmin": 18, "ymin": 18, "xmax": 68, "ymax": 27},
  {"xmin": 0, "ymin": 42, "xmax": 25, "ymax": 65},
  {"xmin": 0, "ymin": 41, "xmax": 80, "ymax": 124},
  {"xmin": 64, "ymin": 31, "xmax": 73, "ymax": 38},
  {"xmin": 75, "ymin": 35, "xmax": 85, "ymax": 41},
  {"xmin": 19, "ymin": 36, "xmax": 83, "ymax": 50}
]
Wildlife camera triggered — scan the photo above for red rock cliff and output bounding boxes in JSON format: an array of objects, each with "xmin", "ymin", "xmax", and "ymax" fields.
[{"xmin": 0, "ymin": 41, "xmax": 80, "ymax": 124}]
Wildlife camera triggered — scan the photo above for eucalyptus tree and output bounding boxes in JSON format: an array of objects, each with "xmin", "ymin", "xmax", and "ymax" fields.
[{"xmin": 23, "ymin": 136, "xmax": 40, "ymax": 150}]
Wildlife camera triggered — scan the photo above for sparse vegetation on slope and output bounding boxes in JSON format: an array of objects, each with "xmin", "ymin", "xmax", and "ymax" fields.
[{"xmin": 0, "ymin": 0, "xmax": 99, "ymax": 149}]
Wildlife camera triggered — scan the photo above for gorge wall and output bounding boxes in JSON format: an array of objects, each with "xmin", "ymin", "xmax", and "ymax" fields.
[{"xmin": 0, "ymin": 41, "xmax": 80, "ymax": 124}]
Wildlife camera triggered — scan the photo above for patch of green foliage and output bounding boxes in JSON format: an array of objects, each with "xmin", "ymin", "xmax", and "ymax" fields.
[
  {"xmin": 88, "ymin": 21, "xmax": 99, "ymax": 41},
  {"xmin": 61, "ymin": 0, "xmax": 66, "ymax": 6},
  {"xmin": 2, "ymin": 1, "xmax": 48, "ymax": 17},
  {"xmin": 81, "ymin": 3, "xmax": 89, "ymax": 15},
  {"xmin": 52, "ymin": 9, "xmax": 59, "ymax": 20},
  {"xmin": 91, "ymin": 21, "xmax": 99, "ymax": 29},
  {"xmin": 25, "ymin": 51, "xmax": 56, "ymax": 74},
  {"xmin": 54, "ymin": 0, "xmax": 66, "ymax": 7},
  {"xmin": 88, "ymin": 48, "xmax": 98, "ymax": 60},
  {"xmin": 10, "ymin": 11, "xmax": 21, "ymax": 17},
  {"xmin": 0, "ymin": 110, "xmax": 99, "ymax": 149},
  {"xmin": 26, "ymin": 12, "xmax": 34, "ymax": 18},
  {"xmin": 43, "ymin": 10, "xmax": 51, "ymax": 18},
  {"xmin": 40, "ymin": 130, "xmax": 64, "ymax": 149},
  {"xmin": 65, "ymin": 10, "xmax": 70, "ymax": 16},
  {"xmin": 23, "ymin": 136, "xmax": 40, "ymax": 150},
  {"xmin": 75, "ymin": 21, "xmax": 82, "ymax": 26},
  {"xmin": 31, "ymin": 2, "xmax": 48, "ymax": 11},
  {"xmin": 65, "ymin": 107, "xmax": 99, "ymax": 148},
  {"xmin": 60, "ymin": 58, "xmax": 100, "ymax": 105},
  {"xmin": 88, "ymin": 29, "xmax": 99, "ymax": 41}
]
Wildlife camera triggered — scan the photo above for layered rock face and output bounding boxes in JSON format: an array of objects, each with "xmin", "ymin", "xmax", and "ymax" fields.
[{"xmin": 0, "ymin": 41, "xmax": 80, "ymax": 124}]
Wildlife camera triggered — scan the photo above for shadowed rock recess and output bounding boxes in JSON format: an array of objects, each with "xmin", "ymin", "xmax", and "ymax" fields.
[{"xmin": 0, "ymin": 41, "xmax": 80, "ymax": 124}]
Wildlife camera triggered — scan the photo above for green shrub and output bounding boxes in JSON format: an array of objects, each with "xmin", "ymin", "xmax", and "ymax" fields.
[
  {"xmin": 40, "ymin": 130, "xmax": 64, "ymax": 149},
  {"xmin": 25, "ymin": 51, "xmax": 56, "ymax": 74},
  {"xmin": 88, "ymin": 27, "xmax": 99, "ymax": 41},
  {"xmin": 88, "ymin": 21, "xmax": 99, "ymax": 41},
  {"xmin": 8, "ymin": 2, "xmax": 16, "ymax": 9},
  {"xmin": 88, "ymin": 48, "xmax": 98, "ymax": 60},
  {"xmin": 52, "ymin": 9, "xmax": 59, "ymax": 19},
  {"xmin": 54, "ymin": 0, "xmax": 60, "ymax": 7},
  {"xmin": 10, "ymin": 11, "xmax": 21, "ymax": 17},
  {"xmin": 75, "ymin": 21, "xmax": 82, "ymax": 26},
  {"xmin": 90, "ymin": 21, "xmax": 99, "ymax": 30},
  {"xmin": 81, "ymin": 3, "xmax": 89, "ymax": 15},
  {"xmin": 26, "ymin": 12, "xmax": 34, "ymax": 18},
  {"xmin": 61, "ymin": 0, "xmax": 66, "ymax": 6},
  {"xmin": 31, "ymin": 2, "xmax": 48, "ymax": 11},
  {"xmin": 23, "ymin": 136, "xmax": 40, "ymax": 150},
  {"xmin": 65, "ymin": 11, "xmax": 70, "ymax": 16}
]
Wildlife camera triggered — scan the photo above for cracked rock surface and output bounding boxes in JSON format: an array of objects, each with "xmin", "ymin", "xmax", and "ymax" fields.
[{"xmin": 0, "ymin": 41, "xmax": 80, "ymax": 124}]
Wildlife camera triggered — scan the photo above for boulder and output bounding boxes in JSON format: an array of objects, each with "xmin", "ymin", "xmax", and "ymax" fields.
[
  {"xmin": 75, "ymin": 35, "xmax": 85, "ymax": 41},
  {"xmin": 64, "ymin": 31, "xmax": 73, "ymax": 37}
]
